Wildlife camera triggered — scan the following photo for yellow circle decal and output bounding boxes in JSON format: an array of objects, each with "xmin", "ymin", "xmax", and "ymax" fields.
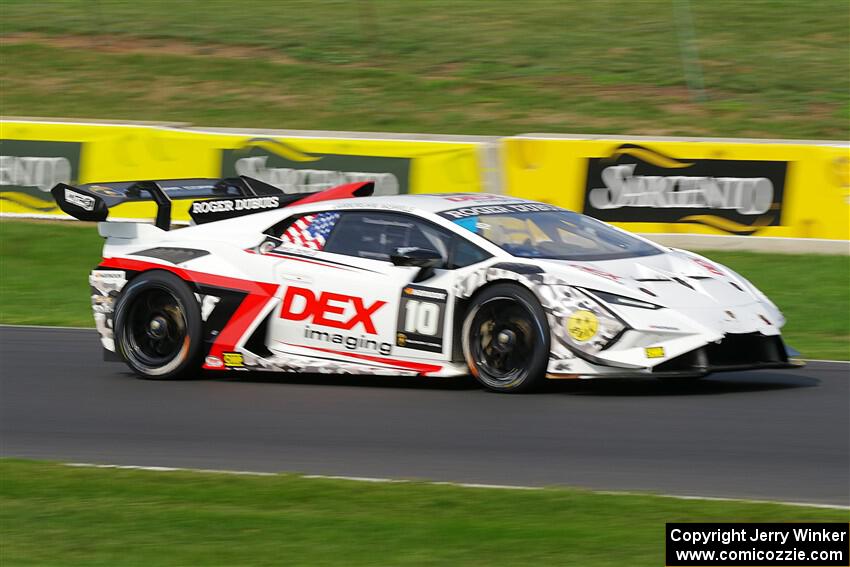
[{"xmin": 567, "ymin": 310, "xmax": 599, "ymax": 342}]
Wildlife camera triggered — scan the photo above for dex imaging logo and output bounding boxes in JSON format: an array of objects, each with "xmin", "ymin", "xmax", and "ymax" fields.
[
  {"xmin": 279, "ymin": 286, "xmax": 386, "ymax": 335},
  {"xmin": 582, "ymin": 144, "xmax": 788, "ymax": 235}
]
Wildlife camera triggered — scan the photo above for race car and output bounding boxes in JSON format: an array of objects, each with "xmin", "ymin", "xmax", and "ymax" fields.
[{"xmin": 52, "ymin": 176, "xmax": 800, "ymax": 392}]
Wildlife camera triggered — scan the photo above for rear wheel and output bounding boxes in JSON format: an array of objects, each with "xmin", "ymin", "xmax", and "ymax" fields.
[
  {"xmin": 113, "ymin": 271, "xmax": 202, "ymax": 380},
  {"xmin": 462, "ymin": 283, "xmax": 550, "ymax": 393}
]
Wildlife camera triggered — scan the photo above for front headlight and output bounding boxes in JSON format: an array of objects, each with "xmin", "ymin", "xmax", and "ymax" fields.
[{"xmin": 540, "ymin": 286, "xmax": 626, "ymax": 355}]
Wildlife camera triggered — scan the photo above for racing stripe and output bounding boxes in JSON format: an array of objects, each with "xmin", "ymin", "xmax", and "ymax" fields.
[
  {"xmin": 246, "ymin": 249, "xmax": 374, "ymax": 272},
  {"xmin": 277, "ymin": 342, "xmax": 443, "ymax": 375},
  {"xmin": 98, "ymin": 257, "xmax": 279, "ymax": 368}
]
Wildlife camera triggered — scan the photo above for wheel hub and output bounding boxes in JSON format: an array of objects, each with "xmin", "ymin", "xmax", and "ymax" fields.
[
  {"xmin": 147, "ymin": 315, "xmax": 169, "ymax": 339},
  {"xmin": 495, "ymin": 329, "xmax": 516, "ymax": 351}
]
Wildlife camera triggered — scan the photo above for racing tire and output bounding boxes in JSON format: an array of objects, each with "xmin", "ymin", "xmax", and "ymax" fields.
[
  {"xmin": 461, "ymin": 283, "xmax": 550, "ymax": 393},
  {"xmin": 113, "ymin": 270, "xmax": 203, "ymax": 380}
]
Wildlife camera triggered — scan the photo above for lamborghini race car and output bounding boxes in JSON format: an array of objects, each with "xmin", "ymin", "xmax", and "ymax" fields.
[{"xmin": 52, "ymin": 176, "xmax": 800, "ymax": 392}]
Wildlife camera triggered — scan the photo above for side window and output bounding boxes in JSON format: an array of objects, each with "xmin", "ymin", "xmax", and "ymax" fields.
[
  {"xmin": 275, "ymin": 212, "xmax": 341, "ymax": 251},
  {"xmin": 323, "ymin": 211, "xmax": 490, "ymax": 269},
  {"xmin": 451, "ymin": 238, "xmax": 491, "ymax": 268},
  {"xmin": 324, "ymin": 212, "xmax": 447, "ymax": 263}
]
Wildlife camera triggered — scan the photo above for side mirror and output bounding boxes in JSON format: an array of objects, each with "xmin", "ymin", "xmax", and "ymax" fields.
[
  {"xmin": 390, "ymin": 247, "xmax": 443, "ymax": 268},
  {"xmin": 390, "ymin": 247, "xmax": 443, "ymax": 282}
]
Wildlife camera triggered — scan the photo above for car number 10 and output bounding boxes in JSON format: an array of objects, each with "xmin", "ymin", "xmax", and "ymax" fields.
[{"xmin": 403, "ymin": 300, "xmax": 440, "ymax": 336}]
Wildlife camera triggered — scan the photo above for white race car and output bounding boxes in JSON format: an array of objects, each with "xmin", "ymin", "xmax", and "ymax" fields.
[{"xmin": 53, "ymin": 176, "xmax": 799, "ymax": 392}]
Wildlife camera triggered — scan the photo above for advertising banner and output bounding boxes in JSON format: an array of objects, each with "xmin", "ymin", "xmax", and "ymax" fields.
[
  {"xmin": 206, "ymin": 131, "xmax": 490, "ymax": 202},
  {"xmin": 0, "ymin": 120, "xmax": 490, "ymax": 222},
  {"xmin": 220, "ymin": 138, "xmax": 411, "ymax": 196},
  {"xmin": 0, "ymin": 120, "xmax": 216, "ymax": 220},
  {"xmin": 4, "ymin": 120, "xmax": 847, "ymax": 242},
  {"xmin": 503, "ymin": 136, "xmax": 849, "ymax": 240},
  {"xmin": 0, "ymin": 139, "xmax": 82, "ymax": 214}
]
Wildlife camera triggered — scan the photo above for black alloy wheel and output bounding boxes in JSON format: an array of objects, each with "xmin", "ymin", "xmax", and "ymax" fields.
[
  {"xmin": 114, "ymin": 271, "xmax": 203, "ymax": 379},
  {"xmin": 462, "ymin": 283, "xmax": 550, "ymax": 392}
]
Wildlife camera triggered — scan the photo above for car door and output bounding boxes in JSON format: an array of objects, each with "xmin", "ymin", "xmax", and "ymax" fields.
[{"xmin": 266, "ymin": 209, "xmax": 488, "ymax": 364}]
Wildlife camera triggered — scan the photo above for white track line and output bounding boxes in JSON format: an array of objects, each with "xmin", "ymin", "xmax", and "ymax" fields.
[
  {"xmin": 594, "ymin": 491, "xmax": 849, "ymax": 511},
  {"xmin": 0, "ymin": 324, "xmax": 94, "ymax": 331},
  {"xmin": 65, "ymin": 463, "xmax": 276, "ymax": 476},
  {"xmin": 63, "ymin": 463, "xmax": 848, "ymax": 510}
]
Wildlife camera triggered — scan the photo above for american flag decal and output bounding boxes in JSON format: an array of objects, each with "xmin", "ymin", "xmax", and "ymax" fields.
[{"xmin": 280, "ymin": 212, "xmax": 340, "ymax": 250}]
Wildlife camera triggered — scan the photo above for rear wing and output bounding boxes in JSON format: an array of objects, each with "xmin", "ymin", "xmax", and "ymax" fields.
[{"xmin": 50, "ymin": 176, "xmax": 374, "ymax": 230}]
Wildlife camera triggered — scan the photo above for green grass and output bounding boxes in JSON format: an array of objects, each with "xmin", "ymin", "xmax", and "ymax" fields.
[
  {"xmin": 0, "ymin": 219, "xmax": 847, "ymax": 359},
  {"xmin": 0, "ymin": 459, "xmax": 846, "ymax": 567},
  {"xmin": 695, "ymin": 251, "xmax": 850, "ymax": 360},
  {"xmin": 0, "ymin": 220, "xmax": 103, "ymax": 327},
  {"xmin": 0, "ymin": 0, "xmax": 847, "ymax": 138}
]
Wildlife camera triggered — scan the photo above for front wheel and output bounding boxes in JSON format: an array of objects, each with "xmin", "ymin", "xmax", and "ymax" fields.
[
  {"xmin": 113, "ymin": 271, "xmax": 203, "ymax": 380},
  {"xmin": 461, "ymin": 283, "xmax": 550, "ymax": 393}
]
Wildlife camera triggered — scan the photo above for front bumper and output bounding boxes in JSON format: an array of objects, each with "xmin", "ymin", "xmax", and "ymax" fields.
[
  {"xmin": 651, "ymin": 332, "xmax": 797, "ymax": 376},
  {"xmin": 547, "ymin": 333, "xmax": 803, "ymax": 379}
]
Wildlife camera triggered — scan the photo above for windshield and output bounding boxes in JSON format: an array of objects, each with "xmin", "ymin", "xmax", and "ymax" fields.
[{"xmin": 447, "ymin": 208, "xmax": 662, "ymax": 261}]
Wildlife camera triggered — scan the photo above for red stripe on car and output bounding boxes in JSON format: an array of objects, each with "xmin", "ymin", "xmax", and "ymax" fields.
[
  {"xmin": 245, "ymin": 249, "xmax": 358, "ymax": 271},
  {"xmin": 278, "ymin": 342, "xmax": 443, "ymax": 375},
  {"xmin": 99, "ymin": 257, "xmax": 278, "ymax": 369}
]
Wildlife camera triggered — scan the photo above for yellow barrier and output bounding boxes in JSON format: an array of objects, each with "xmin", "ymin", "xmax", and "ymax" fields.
[
  {"xmin": 3, "ymin": 121, "xmax": 847, "ymax": 241},
  {"xmin": 0, "ymin": 120, "xmax": 487, "ymax": 222},
  {"xmin": 503, "ymin": 136, "xmax": 849, "ymax": 240}
]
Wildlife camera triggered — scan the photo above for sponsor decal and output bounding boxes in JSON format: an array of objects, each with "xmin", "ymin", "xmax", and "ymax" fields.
[
  {"xmin": 440, "ymin": 202, "xmax": 559, "ymax": 220},
  {"xmin": 582, "ymin": 144, "xmax": 788, "ymax": 235},
  {"xmin": 189, "ymin": 196, "xmax": 282, "ymax": 223},
  {"xmin": 221, "ymin": 137, "xmax": 410, "ymax": 196},
  {"xmin": 191, "ymin": 196, "xmax": 280, "ymax": 214},
  {"xmin": 0, "ymin": 139, "xmax": 82, "ymax": 213},
  {"xmin": 89, "ymin": 270, "xmax": 126, "ymax": 281},
  {"xmin": 205, "ymin": 355, "xmax": 224, "ymax": 368},
  {"xmin": 64, "ymin": 188, "xmax": 96, "ymax": 211},
  {"xmin": 280, "ymin": 212, "xmax": 339, "ymax": 250},
  {"xmin": 645, "ymin": 346, "xmax": 665, "ymax": 359},
  {"xmin": 280, "ymin": 286, "xmax": 386, "ymax": 334},
  {"xmin": 222, "ymin": 352, "xmax": 245, "ymax": 368},
  {"xmin": 439, "ymin": 193, "xmax": 516, "ymax": 203},
  {"xmin": 402, "ymin": 286, "xmax": 448, "ymax": 301},
  {"xmin": 395, "ymin": 285, "xmax": 447, "ymax": 353},
  {"xmin": 691, "ymin": 256, "xmax": 725, "ymax": 276},
  {"xmin": 303, "ymin": 326, "xmax": 392, "ymax": 356},
  {"xmin": 569, "ymin": 264, "xmax": 621, "ymax": 282},
  {"xmin": 89, "ymin": 269, "xmax": 128, "ymax": 352},
  {"xmin": 279, "ymin": 286, "xmax": 395, "ymax": 357},
  {"xmin": 566, "ymin": 310, "xmax": 598, "ymax": 342}
]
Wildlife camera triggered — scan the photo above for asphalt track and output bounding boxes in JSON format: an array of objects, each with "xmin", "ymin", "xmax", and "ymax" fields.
[{"xmin": 1, "ymin": 326, "xmax": 848, "ymax": 506}]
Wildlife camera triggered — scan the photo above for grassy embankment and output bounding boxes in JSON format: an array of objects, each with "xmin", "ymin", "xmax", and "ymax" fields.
[
  {"xmin": 1, "ymin": 459, "xmax": 847, "ymax": 567},
  {"xmin": 1, "ymin": 0, "xmax": 848, "ymax": 139},
  {"xmin": 1, "ymin": 219, "xmax": 847, "ymax": 360}
]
